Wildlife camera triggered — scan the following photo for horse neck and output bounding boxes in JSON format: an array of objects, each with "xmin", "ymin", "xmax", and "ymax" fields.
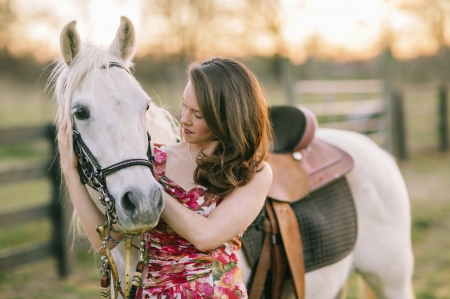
[{"xmin": 146, "ymin": 105, "xmax": 179, "ymax": 145}]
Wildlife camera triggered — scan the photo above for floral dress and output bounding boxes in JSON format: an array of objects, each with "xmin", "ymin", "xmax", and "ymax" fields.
[{"xmin": 135, "ymin": 144, "xmax": 247, "ymax": 299}]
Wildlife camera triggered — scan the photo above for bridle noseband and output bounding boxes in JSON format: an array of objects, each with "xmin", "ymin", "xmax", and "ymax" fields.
[{"xmin": 73, "ymin": 129, "xmax": 155, "ymax": 214}]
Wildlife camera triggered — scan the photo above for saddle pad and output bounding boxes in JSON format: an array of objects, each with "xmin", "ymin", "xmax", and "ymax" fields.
[{"xmin": 241, "ymin": 177, "xmax": 357, "ymax": 273}]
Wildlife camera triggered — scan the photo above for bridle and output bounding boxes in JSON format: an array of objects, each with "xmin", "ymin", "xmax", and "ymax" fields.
[
  {"xmin": 70, "ymin": 62, "xmax": 155, "ymax": 299},
  {"xmin": 73, "ymin": 129, "xmax": 155, "ymax": 217}
]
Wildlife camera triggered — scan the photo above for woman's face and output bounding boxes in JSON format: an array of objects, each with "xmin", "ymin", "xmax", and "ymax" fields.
[{"xmin": 181, "ymin": 81, "xmax": 215, "ymax": 146}]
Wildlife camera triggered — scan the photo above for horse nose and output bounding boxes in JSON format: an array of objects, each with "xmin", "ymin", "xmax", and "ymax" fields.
[
  {"xmin": 120, "ymin": 188, "xmax": 164, "ymax": 218},
  {"xmin": 121, "ymin": 191, "xmax": 140, "ymax": 217}
]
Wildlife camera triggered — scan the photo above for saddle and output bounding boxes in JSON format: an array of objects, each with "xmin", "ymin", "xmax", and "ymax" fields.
[{"xmin": 248, "ymin": 105, "xmax": 354, "ymax": 299}]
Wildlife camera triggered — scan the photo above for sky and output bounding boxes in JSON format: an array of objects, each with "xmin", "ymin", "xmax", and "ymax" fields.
[{"xmin": 7, "ymin": 0, "xmax": 442, "ymax": 63}]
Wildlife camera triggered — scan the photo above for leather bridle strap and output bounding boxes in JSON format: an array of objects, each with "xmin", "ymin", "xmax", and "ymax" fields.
[
  {"xmin": 102, "ymin": 62, "xmax": 132, "ymax": 75},
  {"xmin": 73, "ymin": 130, "xmax": 155, "ymax": 189},
  {"xmin": 124, "ymin": 239, "xmax": 132, "ymax": 298},
  {"xmin": 102, "ymin": 158, "xmax": 155, "ymax": 176}
]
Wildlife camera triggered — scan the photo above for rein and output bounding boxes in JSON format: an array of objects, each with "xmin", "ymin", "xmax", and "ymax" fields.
[{"xmin": 71, "ymin": 62, "xmax": 154, "ymax": 299}]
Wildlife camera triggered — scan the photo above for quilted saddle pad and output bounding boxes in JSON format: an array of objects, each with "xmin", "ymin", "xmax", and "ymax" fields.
[{"xmin": 242, "ymin": 176, "xmax": 357, "ymax": 273}]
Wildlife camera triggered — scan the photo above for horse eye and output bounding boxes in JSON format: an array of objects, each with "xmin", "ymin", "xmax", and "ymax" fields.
[
  {"xmin": 146, "ymin": 104, "xmax": 150, "ymax": 111},
  {"xmin": 74, "ymin": 107, "xmax": 90, "ymax": 120}
]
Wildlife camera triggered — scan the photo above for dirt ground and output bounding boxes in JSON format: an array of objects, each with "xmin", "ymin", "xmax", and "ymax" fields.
[{"xmin": 0, "ymin": 151, "xmax": 449, "ymax": 299}]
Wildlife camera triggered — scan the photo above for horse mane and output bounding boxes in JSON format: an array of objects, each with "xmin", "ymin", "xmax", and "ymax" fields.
[{"xmin": 47, "ymin": 43, "xmax": 179, "ymax": 243}]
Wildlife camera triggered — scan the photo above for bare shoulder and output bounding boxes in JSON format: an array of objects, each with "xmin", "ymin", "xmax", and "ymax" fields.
[{"xmin": 226, "ymin": 161, "xmax": 272, "ymax": 203}]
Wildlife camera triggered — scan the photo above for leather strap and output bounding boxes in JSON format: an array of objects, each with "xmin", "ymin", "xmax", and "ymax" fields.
[
  {"xmin": 97, "ymin": 225, "xmax": 124, "ymax": 299},
  {"xmin": 248, "ymin": 217, "xmax": 272, "ymax": 299},
  {"xmin": 124, "ymin": 239, "xmax": 132, "ymax": 298},
  {"xmin": 272, "ymin": 201, "xmax": 305, "ymax": 299},
  {"xmin": 267, "ymin": 201, "xmax": 287, "ymax": 299}
]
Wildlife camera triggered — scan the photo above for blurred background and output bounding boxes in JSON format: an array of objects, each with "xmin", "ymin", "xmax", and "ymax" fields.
[{"xmin": 0, "ymin": 0, "xmax": 450, "ymax": 298}]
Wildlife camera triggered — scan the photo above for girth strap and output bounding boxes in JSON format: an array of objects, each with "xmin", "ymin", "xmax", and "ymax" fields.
[
  {"xmin": 249, "ymin": 206, "xmax": 272, "ymax": 299},
  {"xmin": 272, "ymin": 201, "xmax": 305, "ymax": 299}
]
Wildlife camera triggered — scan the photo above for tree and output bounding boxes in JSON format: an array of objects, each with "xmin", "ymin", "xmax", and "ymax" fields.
[
  {"xmin": 398, "ymin": 0, "xmax": 450, "ymax": 79},
  {"xmin": 0, "ymin": 0, "xmax": 16, "ymax": 53},
  {"xmin": 140, "ymin": 0, "xmax": 240, "ymax": 62},
  {"xmin": 243, "ymin": 0, "xmax": 298, "ymax": 104}
]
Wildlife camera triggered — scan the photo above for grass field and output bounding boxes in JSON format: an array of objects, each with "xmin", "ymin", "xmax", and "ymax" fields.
[{"xmin": 1, "ymin": 78, "xmax": 450, "ymax": 298}]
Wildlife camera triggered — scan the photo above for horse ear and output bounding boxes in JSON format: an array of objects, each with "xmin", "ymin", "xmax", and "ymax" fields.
[
  {"xmin": 60, "ymin": 20, "xmax": 81, "ymax": 67},
  {"xmin": 109, "ymin": 16, "xmax": 136, "ymax": 64}
]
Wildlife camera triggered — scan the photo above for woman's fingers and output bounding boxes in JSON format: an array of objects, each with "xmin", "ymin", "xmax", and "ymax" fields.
[{"xmin": 57, "ymin": 109, "xmax": 79, "ymax": 172}]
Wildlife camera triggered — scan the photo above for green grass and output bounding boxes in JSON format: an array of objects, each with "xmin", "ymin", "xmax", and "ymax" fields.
[{"xmin": 0, "ymin": 219, "xmax": 51, "ymax": 250}]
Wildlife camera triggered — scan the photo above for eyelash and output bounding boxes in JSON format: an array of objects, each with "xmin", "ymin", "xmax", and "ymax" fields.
[{"xmin": 182, "ymin": 103, "xmax": 202, "ymax": 119}]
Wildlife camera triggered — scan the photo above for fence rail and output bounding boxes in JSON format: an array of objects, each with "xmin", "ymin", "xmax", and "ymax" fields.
[
  {"xmin": 0, "ymin": 124, "xmax": 71, "ymax": 277},
  {"xmin": 293, "ymin": 79, "xmax": 449, "ymax": 159}
]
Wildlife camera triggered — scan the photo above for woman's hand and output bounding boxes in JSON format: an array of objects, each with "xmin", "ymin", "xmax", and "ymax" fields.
[
  {"xmin": 57, "ymin": 110, "xmax": 79, "ymax": 181},
  {"xmin": 57, "ymin": 110, "xmax": 120, "ymax": 250}
]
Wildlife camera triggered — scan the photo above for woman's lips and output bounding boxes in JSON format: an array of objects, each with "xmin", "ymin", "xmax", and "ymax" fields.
[{"xmin": 184, "ymin": 128, "xmax": 193, "ymax": 134}]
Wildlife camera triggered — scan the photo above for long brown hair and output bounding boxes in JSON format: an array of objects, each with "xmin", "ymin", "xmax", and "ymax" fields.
[{"xmin": 187, "ymin": 57, "xmax": 272, "ymax": 198}]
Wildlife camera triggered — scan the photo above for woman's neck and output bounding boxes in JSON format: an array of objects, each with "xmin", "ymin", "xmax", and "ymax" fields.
[{"xmin": 188, "ymin": 140, "xmax": 219, "ymax": 157}]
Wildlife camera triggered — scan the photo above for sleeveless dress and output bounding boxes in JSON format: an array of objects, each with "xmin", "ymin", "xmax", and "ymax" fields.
[{"xmin": 135, "ymin": 144, "xmax": 248, "ymax": 299}]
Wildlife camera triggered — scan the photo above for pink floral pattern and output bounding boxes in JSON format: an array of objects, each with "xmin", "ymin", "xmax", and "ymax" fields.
[{"xmin": 136, "ymin": 144, "xmax": 247, "ymax": 299}]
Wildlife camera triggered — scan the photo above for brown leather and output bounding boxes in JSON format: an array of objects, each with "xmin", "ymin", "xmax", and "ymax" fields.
[
  {"xmin": 268, "ymin": 139, "xmax": 354, "ymax": 203},
  {"xmin": 294, "ymin": 106, "xmax": 318, "ymax": 151},
  {"xmin": 300, "ymin": 139, "xmax": 353, "ymax": 192},
  {"xmin": 249, "ymin": 218, "xmax": 272, "ymax": 299},
  {"xmin": 266, "ymin": 201, "xmax": 287, "ymax": 299},
  {"xmin": 272, "ymin": 201, "xmax": 305, "ymax": 299},
  {"xmin": 249, "ymin": 201, "xmax": 290, "ymax": 299},
  {"xmin": 267, "ymin": 154, "xmax": 310, "ymax": 202}
]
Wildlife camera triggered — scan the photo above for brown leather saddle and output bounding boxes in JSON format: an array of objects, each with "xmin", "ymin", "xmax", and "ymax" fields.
[
  {"xmin": 248, "ymin": 105, "xmax": 354, "ymax": 299},
  {"xmin": 267, "ymin": 105, "xmax": 354, "ymax": 202}
]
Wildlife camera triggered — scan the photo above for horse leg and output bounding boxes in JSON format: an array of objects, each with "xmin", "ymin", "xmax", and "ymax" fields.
[
  {"xmin": 303, "ymin": 254, "xmax": 354, "ymax": 299},
  {"xmin": 357, "ymin": 276, "xmax": 377, "ymax": 299},
  {"xmin": 347, "ymin": 177, "xmax": 414, "ymax": 299},
  {"xmin": 349, "ymin": 183, "xmax": 414, "ymax": 299},
  {"xmin": 336, "ymin": 280, "xmax": 348, "ymax": 299}
]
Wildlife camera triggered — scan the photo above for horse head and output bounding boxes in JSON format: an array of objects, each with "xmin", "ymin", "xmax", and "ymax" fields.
[{"xmin": 53, "ymin": 17, "xmax": 167, "ymax": 234}]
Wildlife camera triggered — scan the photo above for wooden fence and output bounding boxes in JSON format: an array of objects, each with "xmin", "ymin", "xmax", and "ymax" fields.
[
  {"xmin": 397, "ymin": 82, "xmax": 449, "ymax": 157},
  {"xmin": 293, "ymin": 80, "xmax": 449, "ymax": 159},
  {"xmin": 0, "ymin": 125, "xmax": 71, "ymax": 277},
  {"xmin": 293, "ymin": 79, "xmax": 388, "ymax": 145}
]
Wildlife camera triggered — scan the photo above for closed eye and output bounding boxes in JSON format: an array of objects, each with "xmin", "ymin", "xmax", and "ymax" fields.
[{"xmin": 181, "ymin": 102, "xmax": 202, "ymax": 119}]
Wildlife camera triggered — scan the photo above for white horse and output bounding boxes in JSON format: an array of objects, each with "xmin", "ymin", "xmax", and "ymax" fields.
[{"xmin": 51, "ymin": 17, "xmax": 414, "ymax": 299}]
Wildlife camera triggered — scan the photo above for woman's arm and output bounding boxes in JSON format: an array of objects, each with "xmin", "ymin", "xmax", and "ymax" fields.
[
  {"xmin": 58, "ymin": 116, "xmax": 124, "ymax": 251},
  {"xmin": 160, "ymin": 163, "xmax": 272, "ymax": 251}
]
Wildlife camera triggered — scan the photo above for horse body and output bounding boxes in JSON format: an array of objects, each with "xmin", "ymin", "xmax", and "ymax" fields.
[
  {"xmin": 310, "ymin": 128, "xmax": 413, "ymax": 298},
  {"xmin": 53, "ymin": 17, "xmax": 413, "ymax": 299},
  {"xmin": 238, "ymin": 128, "xmax": 413, "ymax": 299}
]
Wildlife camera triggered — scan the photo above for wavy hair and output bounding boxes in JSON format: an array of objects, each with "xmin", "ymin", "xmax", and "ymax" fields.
[{"xmin": 187, "ymin": 57, "xmax": 272, "ymax": 198}]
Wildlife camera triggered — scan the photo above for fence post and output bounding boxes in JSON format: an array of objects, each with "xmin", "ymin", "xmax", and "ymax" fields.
[
  {"xmin": 392, "ymin": 90, "xmax": 407, "ymax": 160},
  {"xmin": 438, "ymin": 83, "xmax": 449, "ymax": 151},
  {"xmin": 48, "ymin": 124, "xmax": 72, "ymax": 278},
  {"xmin": 382, "ymin": 48, "xmax": 395, "ymax": 153}
]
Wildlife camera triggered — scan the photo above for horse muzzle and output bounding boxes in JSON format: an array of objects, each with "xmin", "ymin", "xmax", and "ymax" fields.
[{"xmin": 115, "ymin": 186, "xmax": 164, "ymax": 234}]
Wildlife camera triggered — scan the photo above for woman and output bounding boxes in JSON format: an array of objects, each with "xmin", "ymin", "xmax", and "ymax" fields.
[{"xmin": 58, "ymin": 57, "xmax": 273, "ymax": 298}]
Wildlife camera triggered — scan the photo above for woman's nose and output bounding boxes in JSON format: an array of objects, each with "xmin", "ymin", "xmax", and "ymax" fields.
[{"xmin": 180, "ymin": 113, "xmax": 191, "ymax": 126}]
